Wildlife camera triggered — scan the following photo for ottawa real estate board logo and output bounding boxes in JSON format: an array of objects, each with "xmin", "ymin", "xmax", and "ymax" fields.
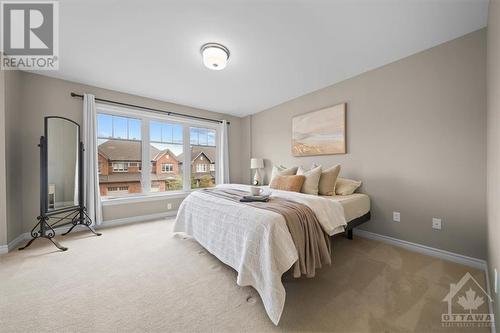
[
  {"xmin": 442, "ymin": 272, "xmax": 494, "ymax": 329},
  {"xmin": 1, "ymin": 1, "xmax": 58, "ymax": 70}
]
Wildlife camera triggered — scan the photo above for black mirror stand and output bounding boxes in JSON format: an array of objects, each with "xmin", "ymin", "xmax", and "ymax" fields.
[{"xmin": 19, "ymin": 119, "xmax": 102, "ymax": 252}]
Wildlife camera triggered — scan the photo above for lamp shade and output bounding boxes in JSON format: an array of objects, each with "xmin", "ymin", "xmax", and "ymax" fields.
[{"xmin": 250, "ymin": 158, "xmax": 264, "ymax": 169}]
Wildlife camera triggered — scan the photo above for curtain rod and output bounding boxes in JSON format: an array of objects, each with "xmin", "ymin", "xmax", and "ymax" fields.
[{"xmin": 70, "ymin": 93, "xmax": 230, "ymax": 125}]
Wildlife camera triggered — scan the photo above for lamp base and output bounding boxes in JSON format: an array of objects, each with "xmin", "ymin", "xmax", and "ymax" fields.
[{"xmin": 253, "ymin": 169, "xmax": 262, "ymax": 186}]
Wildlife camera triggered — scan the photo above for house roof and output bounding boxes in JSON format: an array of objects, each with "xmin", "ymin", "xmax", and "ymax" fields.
[
  {"xmin": 152, "ymin": 149, "xmax": 179, "ymax": 162},
  {"xmin": 177, "ymin": 146, "xmax": 215, "ymax": 164},
  {"xmin": 98, "ymin": 140, "xmax": 215, "ymax": 163},
  {"xmin": 98, "ymin": 139, "xmax": 161, "ymax": 161}
]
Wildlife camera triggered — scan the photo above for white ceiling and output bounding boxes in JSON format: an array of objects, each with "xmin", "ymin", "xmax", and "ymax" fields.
[{"xmin": 39, "ymin": 0, "xmax": 488, "ymax": 116}]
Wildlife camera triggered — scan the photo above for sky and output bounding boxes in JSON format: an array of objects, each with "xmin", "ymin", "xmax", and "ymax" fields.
[{"xmin": 97, "ymin": 114, "xmax": 215, "ymax": 157}]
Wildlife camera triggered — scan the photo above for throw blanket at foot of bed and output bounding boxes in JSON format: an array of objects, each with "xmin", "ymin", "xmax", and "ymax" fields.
[
  {"xmin": 202, "ymin": 187, "xmax": 332, "ymax": 278},
  {"xmin": 173, "ymin": 184, "xmax": 346, "ymax": 325}
]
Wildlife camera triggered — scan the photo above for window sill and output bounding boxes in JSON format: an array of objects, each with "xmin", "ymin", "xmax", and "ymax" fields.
[{"xmin": 101, "ymin": 190, "xmax": 192, "ymax": 206}]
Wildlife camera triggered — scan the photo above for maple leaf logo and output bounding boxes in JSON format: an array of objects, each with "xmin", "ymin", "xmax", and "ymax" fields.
[{"xmin": 457, "ymin": 288, "xmax": 484, "ymax": 313}]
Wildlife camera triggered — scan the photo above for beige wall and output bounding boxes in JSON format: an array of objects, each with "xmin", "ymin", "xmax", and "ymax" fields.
[
  {"xmin": 15, "ymin": 72, "xmax": 243, "ymax": 236},
  {"xmin": 486, "ymin": 0, "xmax": 500, "ymax": 321},
  {"xmin": 240, "ymin": 115, "xmax": 252, "ymax": 185},
  {"xmin": 0, "ymin": 70, "xmax": 23, "ymax": 246},
  {"xmin": 249, "ymin": 29, "xmax": 487, "ymax": 259},
  {"xmin": 0, "ymin": 70, "xmax": 7, "ymax": 246},
  {"xmin": 102, "ymin": 198, "xmax": 184, "ymax": 222},
  {"xmin": 4, "ymin": 71, "xmax": 23, "ymax": 244}
]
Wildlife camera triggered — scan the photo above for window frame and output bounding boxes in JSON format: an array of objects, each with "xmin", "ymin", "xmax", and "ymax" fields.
[
  {"xmin": 161, "ymin": 163, "xmax": 174, "ymax": 173},
  {"xmin": 196, "ymin": 163, "xmax": 209, "ymax": 173},
  {"xmin": 96, "ymin": 103, "xmax": 221, "ymax": 202},
  {"xmin": 112, "ymin": 162, "xmax": 129, "ymax": 172}
]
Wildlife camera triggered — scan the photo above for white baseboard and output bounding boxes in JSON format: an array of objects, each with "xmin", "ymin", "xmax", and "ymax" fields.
[
  {"xmin": 353, "ymin": 229, "xmax": 487, "ymax": 270},
  {"xmin": 0, "ymin": 211, "xmax": 178, "ymax": 254},
  {"xmin": 7, "ymin": 233, "xmax": 30, "ymax": 252},
  {"xmin": 484, "ymin": 265, "xmax": 496, "ymax": 333},
  {"xmin": 0, "ymin": 233, "xmax": 31, "ymax": 254}
]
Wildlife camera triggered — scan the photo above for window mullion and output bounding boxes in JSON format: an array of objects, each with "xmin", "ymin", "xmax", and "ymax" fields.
[
  {"xmin": 142, "ymin": 119, "xmax": 151, "ymax": 193},
  {"xmin": 183, "ymin": 125, "xmax": 191, "ymax": 191}
]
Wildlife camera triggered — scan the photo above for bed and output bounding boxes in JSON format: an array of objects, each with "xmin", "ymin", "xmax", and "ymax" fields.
[
  {"xmin": 321, "ymin": 193, "xmax": 371, "ymax": 239},
  {"xmin": 173, "ymin": 184, "xmax": 370, "ymax": 325}
]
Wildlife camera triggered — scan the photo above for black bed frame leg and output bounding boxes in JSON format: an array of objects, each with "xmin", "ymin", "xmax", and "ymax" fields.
[{"xmin": 346, "ymin": 229, "xmax": 353, "ymax": 240}]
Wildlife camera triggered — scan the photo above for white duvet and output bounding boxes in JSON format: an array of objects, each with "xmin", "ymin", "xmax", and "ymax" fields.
[{"xmin": 173, "ymin": 184, "xmax": 346, "ymax": 325}]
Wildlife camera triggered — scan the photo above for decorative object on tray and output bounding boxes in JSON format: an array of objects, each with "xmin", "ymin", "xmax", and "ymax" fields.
[
  {"xmin": 250, "ymin": 185, "xmax": 264, "ymax": 196},
  {"xmin": 250, "ymin": 158, "xmax": 264, "ymax": 185},
  {"xmin": 292, "ymin": 103, "xmax": 346, "ymax": 156},
  {"xmin": 240, "ymin": 195, "xmax": 270, "ymax": 202}
]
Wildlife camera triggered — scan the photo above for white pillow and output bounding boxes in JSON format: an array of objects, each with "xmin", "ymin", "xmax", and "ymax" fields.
[
  {"xmin": 335, "ymin": 178, "xmax": 362, "ymax": 195},
  {"xmin": 270, "ymin": 165, "xmax": 298, "ymax": 184},
  {"xmin": 312, "ymin": 164, "xmax": 341, "ymax": 196},
  {"xmin": 296, "ymin": 165, "xmax": 322, "ymax": 195}
]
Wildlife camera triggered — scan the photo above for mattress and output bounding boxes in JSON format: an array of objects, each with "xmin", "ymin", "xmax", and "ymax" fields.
[{"xmin": 320, "ymin": 193, "xmax": 370, "ymax": 222}]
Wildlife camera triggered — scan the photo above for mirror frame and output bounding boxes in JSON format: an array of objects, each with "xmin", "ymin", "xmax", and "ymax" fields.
[{"xmin": 42, "ymin": 116, "xmax": 83, "ymax": 216}]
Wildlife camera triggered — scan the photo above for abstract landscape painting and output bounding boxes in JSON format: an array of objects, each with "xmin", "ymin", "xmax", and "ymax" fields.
[{"xmin": 292, "ymin": 103, "xmax": 346, "ymax": 156}]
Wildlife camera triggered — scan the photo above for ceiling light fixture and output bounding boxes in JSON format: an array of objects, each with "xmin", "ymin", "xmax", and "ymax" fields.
[{"xmin": 200, "ymin": 43, "xmax": 230, "ymax": 71}]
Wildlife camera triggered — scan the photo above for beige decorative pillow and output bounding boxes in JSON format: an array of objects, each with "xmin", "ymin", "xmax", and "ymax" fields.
[
  {"xmin": 335, "ymin": 178, "xmax": 362, "ymax": 195},
  {"xmin": 316, "ymin": 164, "xmax": 341, "ymax": 196},
  {"xmin": 296, "ymin": 165, "xmax": 322, "ymax": 195},
  {"xmin": 269, "ymin": 175, "xmax": 305, "ymax": 192},
  {"xmin": 270, "ymin": 165, "xmax": 298, "ymax": 184}
]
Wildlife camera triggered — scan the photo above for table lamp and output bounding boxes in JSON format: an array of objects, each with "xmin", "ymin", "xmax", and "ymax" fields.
[{"xmin": 250, "ymin": 158, "xmax": 264, "ymax": 185}]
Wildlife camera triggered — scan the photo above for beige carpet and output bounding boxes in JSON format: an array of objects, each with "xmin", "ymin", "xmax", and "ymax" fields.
[{"xmin": 0, "ymin": 219, "xmax": 490, "ymax": 332}]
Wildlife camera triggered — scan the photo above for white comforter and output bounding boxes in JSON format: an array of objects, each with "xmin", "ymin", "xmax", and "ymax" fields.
[{"xmin": 173, "ymin": 184, "xmax": 346, "ymax": 325}]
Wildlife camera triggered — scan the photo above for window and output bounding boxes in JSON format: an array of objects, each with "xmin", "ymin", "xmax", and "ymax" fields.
[
  {"xmin": 190, "ymin": 127, "xmax": 216, "ymax": 146},
  {"xmin": 98, "ymin": 114, "xmax": 141, "ymax": 140},
  {"xmin": 150, "ymin": 121, "xmax": 183, "ymax": 192},
  {"xmin": 97, "ymin": 114, "xmax": 143, "ymax": 198},
  {"xmin": 191, "ymin": 127, "xmax": 216, "ymax": 189},
  {"xmin": 150, "ymin": 183, "xmax": 160, "ymax": 192},
  {"xmin": 97, "ymin": 105, "xmax": 219, "ymax": 198},
  {"xmin": 196, "ymin": 164, "xmax": 208, "ymax": 173},
  {"xmin": 112, "ymin": 162, "xmax": 128, "ymax": 172},
  {"xmin": 107, "ymin": 186, "xmax": 129, "ymax": 195},
  {"xmin": 161, "ymin": 163, "xmax": 173, "ymax": 172}
]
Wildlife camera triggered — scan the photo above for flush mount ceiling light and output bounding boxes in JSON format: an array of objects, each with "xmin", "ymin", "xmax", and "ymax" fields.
[{"xmin": 200, "ymin": 43, "xmax": 230, "ymax": 71}]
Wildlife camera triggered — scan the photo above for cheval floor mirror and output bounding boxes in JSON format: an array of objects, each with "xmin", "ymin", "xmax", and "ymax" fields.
[{"xmin": 19, "ymin": 116, "xmax": 102, "ymax": 251}]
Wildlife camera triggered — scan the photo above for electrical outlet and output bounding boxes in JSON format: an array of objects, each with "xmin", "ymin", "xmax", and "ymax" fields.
[
  {"xmin": 393, "ymin": 212, "xmax": 400, "ymax": 222},
  {"xmin": 167, "ymin": 203, "xmax": 172, "ymax": 210},
  {"xmin": 432, "ymin": 218, "xmax": 442, "ymax": 230},
  {"xmin": 495, "ymin": 268, "xmax": 498, "ymax": 294}
]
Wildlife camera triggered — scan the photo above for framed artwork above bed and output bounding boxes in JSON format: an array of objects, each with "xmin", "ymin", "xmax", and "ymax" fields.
[{"xmin": 292, "ymin": 103, "xmax": 346, "ymax": 156}]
